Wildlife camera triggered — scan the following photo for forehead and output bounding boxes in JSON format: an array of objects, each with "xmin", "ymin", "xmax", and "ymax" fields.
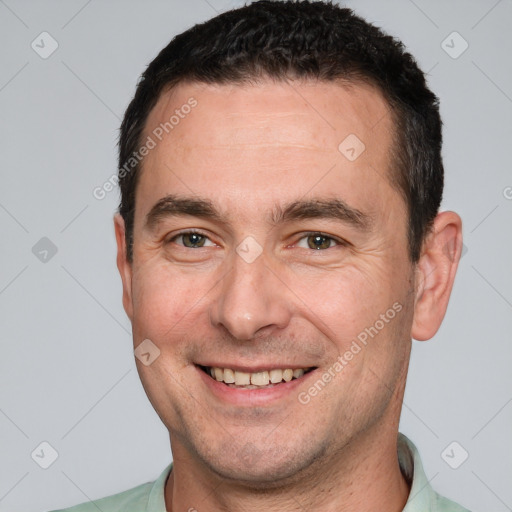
[
  {"xmin": 136, "ymin": 78, "xmax": 401, "ymax": 227},
  {"xmin": 145, "ymin": 78, "xmax": 392, "ymax": 148}
]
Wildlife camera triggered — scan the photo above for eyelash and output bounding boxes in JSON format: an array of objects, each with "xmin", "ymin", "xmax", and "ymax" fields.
[
  {"xmin": 166, "ymin": 230, "xmax": 212, "ymax": 246},
  {"xmin": 166, "ymin": 230, "xmax": 346, "ymax": 249},
  {"xmin": 299, "ymin": 231, "xmax": 346, "ymax": 249}
]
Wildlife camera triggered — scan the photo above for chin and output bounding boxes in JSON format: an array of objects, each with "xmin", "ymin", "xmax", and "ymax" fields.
[{"xmin": 200, "ymin": 442, "xmax": 327, "ymax": 489}]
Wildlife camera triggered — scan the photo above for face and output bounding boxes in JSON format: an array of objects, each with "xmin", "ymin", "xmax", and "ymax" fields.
[{"xmin": 115, "ymin": 79, "xmax": 419, "ymax": 484}]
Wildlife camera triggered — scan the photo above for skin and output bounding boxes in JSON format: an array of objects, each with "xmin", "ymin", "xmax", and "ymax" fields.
[{"xmin": 114, "ymin": 79, "xmax": 463, "ymax": 512}]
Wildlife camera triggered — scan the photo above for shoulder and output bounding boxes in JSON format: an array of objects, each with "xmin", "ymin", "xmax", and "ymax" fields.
[
  {"xmin": 398, "ymin": 433, "xmax": 472, "ymax": 512},
  {"xmin": 48, "ymin": 481, "xmax": 154, "ymax": 512},
  {"xmin": 47, "ymin": 463, "xmax": 172, "ymax": 512},
  {"xmin": 48, "ymin": 481, "xmax": 152, "ymax": 511},
  {"xmin": 433, "ymin": 493, "xmax": 472, "ymax": 512}
]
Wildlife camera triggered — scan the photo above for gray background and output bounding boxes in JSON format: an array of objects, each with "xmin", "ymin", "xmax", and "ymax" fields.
[{"xmin": 0, "ymin": 0, "xmax": 511, "ymax": 511}]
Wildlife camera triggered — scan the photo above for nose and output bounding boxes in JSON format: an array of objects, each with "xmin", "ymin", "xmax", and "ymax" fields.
[{"xmin": 209, "ymin": 250, "xmax": 293, "ymax": 341}]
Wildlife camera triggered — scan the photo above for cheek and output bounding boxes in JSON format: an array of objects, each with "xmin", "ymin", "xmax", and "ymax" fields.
[
  {"xmin": 291, "ymin": 262, "xmax": 400, "ymax": 343},
  {"xmin": 130, "ymin": 262, "xmax": 209, "ymax": 342}
]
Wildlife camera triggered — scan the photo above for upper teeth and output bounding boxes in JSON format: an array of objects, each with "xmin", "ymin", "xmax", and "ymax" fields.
[{"xmin": 208, "ymin": 367, "xmax": 307, "ymax": 386}]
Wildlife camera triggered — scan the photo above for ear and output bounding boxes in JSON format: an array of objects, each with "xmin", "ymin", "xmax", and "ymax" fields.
[
  {"xmin": 114, "ymin": 213, "xmax": 134, "ymax": 322},
  {"xmin": 411, "ymin": 211, "xmax": 463, "ymax": 341}
]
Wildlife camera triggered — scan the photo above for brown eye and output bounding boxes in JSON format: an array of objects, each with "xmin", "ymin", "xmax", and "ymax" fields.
[
  {"xmin": 307, "ymin": 234, "xmax": 334, "ymax": 250},
  {"xmin": 182, "ymin": 233, "xmax": 206, "ymax": 248},
  {"xmin": 168, "ymin": 231, "xmax": 214, "ymax": 248},
  {"xmin": 295, "ymin": 233, "xmax": 340, "ymax": 250}
]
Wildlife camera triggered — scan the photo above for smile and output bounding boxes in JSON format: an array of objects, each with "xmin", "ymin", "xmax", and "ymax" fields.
[{"xmin": 199, "ymin": 365, "xmax": 316, "ymax": 389}]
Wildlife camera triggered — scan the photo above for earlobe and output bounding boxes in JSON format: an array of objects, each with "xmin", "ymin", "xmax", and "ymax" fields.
[
  {"xmin": 411, "ymin": 211, "xmax": 463, "ymax": 341},
  {"xmin": 114, "ymin": 213, "xmax": 134, "ymax": 321}
]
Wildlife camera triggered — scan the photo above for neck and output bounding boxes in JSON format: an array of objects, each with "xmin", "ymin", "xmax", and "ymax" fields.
[{"xmin": 164, "ymin": 424, "xmax": 410, "ymax": 512}]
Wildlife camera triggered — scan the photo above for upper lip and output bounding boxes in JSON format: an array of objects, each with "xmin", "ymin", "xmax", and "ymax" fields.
[{"xmin": 196, "ymin": 363, "xmax": 317, "ymax": 373}]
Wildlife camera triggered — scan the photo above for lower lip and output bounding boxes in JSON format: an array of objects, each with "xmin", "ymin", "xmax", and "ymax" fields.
[{"xmin": 196, "ymin": 366, "xmax": 317, "ymax": 406}]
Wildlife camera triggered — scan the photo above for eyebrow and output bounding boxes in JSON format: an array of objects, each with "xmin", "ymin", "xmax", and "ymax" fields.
[
  {"xmin": 270, "ymin": 198, "xmax": 372, "ymax": 231},
  {"xmin": 144, "ymin": 194, "xmax": 373, "ymax": 233}
]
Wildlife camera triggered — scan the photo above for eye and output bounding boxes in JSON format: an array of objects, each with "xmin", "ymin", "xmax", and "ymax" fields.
[
  {"xmin": 295, "ymin": 232, "xmax": 343, "ymax": 250},
  {"xmin": 167, "ymin": 230, "xmax": 216, "ymax": 248}
]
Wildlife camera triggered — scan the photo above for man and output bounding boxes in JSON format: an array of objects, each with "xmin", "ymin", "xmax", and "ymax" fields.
[{"xmin": 52, "ymin": 1, "xmax": 469, "ymax": 510}]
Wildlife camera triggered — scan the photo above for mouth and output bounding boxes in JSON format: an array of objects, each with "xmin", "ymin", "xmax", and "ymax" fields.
[{"xmin": 197, "ymin": 364, "xmax": 317, "ymax": 390}]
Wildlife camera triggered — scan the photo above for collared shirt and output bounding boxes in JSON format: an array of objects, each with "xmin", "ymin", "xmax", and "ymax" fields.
[{"xmin": 49, "ymin": 433, "xmax": 470, "ymax": 512}]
